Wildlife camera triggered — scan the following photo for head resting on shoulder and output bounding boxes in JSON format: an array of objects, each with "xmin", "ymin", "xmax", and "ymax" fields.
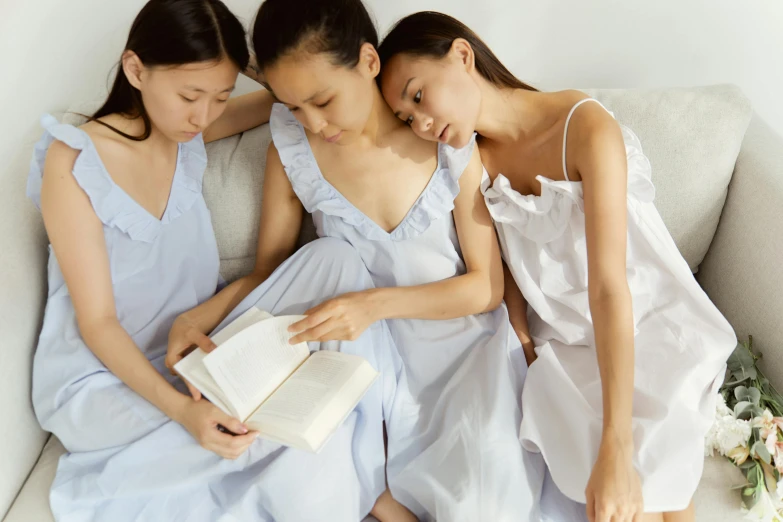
[{"xmin": 377, "ymin": 11, "xmax": 536, "ymax": 148}]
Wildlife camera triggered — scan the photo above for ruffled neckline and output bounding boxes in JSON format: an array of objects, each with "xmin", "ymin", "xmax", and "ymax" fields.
[
  {"xmin": 481, "ymin": 124, "xmax": 655, "ymax": 244},
  {"xmin": 270, "ymin": 104, "xmax": 475, "ymax": 242},
  {"xmin": 28, "ymin": 114, "xmax": 207, "ymax": 243}
]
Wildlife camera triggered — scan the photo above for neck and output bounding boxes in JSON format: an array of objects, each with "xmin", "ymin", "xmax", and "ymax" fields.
[
  {"xmin": 474, "ymin": 77, "xmax": 546, "ymax": 144},
  {"xmin": 356, "ymin": 83, "xmax": 404, "ymax": 146},
  {"xmin": 109, "ymin": 111, "xmax": 176, "ymax": 149}
]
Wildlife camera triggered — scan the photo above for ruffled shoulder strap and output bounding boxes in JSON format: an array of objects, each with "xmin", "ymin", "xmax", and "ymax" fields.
[
  {"xmin": 165, "ymin": 132, "xmax": 207, "ymax": 225},
  {"xmin": 269, "ymin": 104, "xmax": 390, "ymax": 238},
  {"xmin": 28, "ymin": 114, "xmax": 90, "ymax": 211},
  {"xmin": 28, "ymin": 114, "xmax": 207, "ymax": 242},
  {"xmin": 395, "ymin": 133, "xmax": 477, "ymax": 238},
  {"xmin": 269, "ymin": 105, "xmax": 478, "ymax": 241},
  {"xmin": 440, "ymin": 132, "xmax": 477, "ymax": 183},
  {"xmin": 269, "ymin": 103, "xmax": 331, "ymax": 213}
]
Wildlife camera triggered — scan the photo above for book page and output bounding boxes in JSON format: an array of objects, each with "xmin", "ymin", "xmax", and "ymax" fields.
[
  {"xmin": 247, "ymin": 351, "xmax": 378, "ymax": 452},
  {"xmin": 202, "ymin": 315, "xmax": 309, "ymax": 421},
  {"xmin": 174, "ymin": 348, "xmax": 235, "ymax": 417},
  {"xmin": 211, "ymin": 307, "xmax": 273, "ymax": 345},
  {"xmin": 174, "ymin": 307, "xmax": 273, "ymax": 418}
]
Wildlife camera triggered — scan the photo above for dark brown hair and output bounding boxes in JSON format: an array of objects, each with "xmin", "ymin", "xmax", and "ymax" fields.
[
  {"xmin": 252, "ymin": 0, "xmax": 378, "ymax": 72},
  {"xmin": 90, "ymin": 0, "xmax": 249, "ymax": 141},
  {"xmin": 378, "ymin": 11, "xmax": 536, "ymax": 92}
]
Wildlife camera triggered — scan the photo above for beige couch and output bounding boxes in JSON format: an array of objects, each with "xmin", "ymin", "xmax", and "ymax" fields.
[{"xmin": 3, "ymin": 85, "xmax": 782, "ymax": 521}]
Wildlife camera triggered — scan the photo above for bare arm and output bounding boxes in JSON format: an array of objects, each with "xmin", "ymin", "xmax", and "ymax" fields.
[
  {"xmin": 290, "ymin": 145, "xmax": 505, "ymax": 342},
  {"xmin": 166, "ymin": 143, "xmax": 304, "ymax": 367},
  {"xmin": 41, "ymin": 141, "xmax": 189, "ymax": 420},
  {"xmin": 503, "ymin": 261, "xmax": 536, "ymax": 364},
  {"xmin": 203, "ymin": 89, "xmax": 275, "ymax": 144},
  {"xmin": 575, "ymin": 107, "xmax": 643, "ymax": 520},
  {"xmin": 578, "ymin": 116, "xmax": 634, "ymax": 449}
]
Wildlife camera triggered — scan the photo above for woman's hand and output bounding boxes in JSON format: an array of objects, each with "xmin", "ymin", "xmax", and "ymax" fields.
[
  {"xmin": 172, "ymin": 398, "xmax": 258, "ymax": 460},
  {"xmin": 585, "ymin": 433, "xmax": 644, "ymax": 522},
  {"xmin": 165, "ymin": 313, "xmax": 217, "ymax": 399},
  {"xmin": 288, "ymin": 291, "xmax": 378, "ymax": 344}
]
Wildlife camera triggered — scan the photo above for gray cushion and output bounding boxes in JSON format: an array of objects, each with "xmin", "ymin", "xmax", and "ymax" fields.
[
  {"xmin": 202, "ymin": 125, "xmax": 318, "ymax": 283},
  {"xmin": 584, "ymin": 85, "xmax": 752, "ymax": 272}
]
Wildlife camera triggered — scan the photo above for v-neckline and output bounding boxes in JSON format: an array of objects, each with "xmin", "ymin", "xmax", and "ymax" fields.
[
  {"xmin": 299, "ymin": 133, "xmax": 443, "ymax": 237},
  {"xmin": 81, "ymin": 129, "xmax": 182, "ymax": 223}
]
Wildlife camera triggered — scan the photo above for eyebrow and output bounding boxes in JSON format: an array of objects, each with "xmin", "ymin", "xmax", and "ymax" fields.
[
  {"xmin": 304, "ymin": 88, "xmax": 330, "ymax": 103},
  {"xmin": 272, "ymin": 87, "xmax": 330, "ymax": 108},
  {"xmin": 394, "ymin": 78, "xmax": 416, "ymax": 118},
  {"xmin": 184, "ymin": 85, "xmax": 236, "ymax": 94}
]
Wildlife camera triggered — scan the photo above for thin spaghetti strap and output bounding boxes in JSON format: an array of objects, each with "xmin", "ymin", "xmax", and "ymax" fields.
[{"xmin": 561, "ymin": 98, "xmax": 610, "ymax": 181}]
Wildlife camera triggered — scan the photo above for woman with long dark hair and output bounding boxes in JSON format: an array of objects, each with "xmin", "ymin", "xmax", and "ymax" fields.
[{"xmin": 378, "ymin": 11, "xmax": 736, "ymax": 522}]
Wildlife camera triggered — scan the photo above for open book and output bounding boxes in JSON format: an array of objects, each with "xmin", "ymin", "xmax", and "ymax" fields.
[{"xmin": 174, "ymin": 307, "xmax": 379, "ymax": 453}]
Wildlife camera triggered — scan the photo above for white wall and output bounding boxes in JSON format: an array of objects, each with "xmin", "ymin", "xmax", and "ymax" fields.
[{"xmin": 0, "ymin": 0, "xmax": 780, "ymax": 512}]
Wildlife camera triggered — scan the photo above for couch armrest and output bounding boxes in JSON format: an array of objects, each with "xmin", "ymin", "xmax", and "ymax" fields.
[{"xmin": 698, "ymin": 115, "xmax": 783, "ymax": 385}]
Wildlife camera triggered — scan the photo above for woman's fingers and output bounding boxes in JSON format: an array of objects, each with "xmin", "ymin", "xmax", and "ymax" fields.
[
  {"xmin": 191, "ymin": 330, "xmax": 217, "ymax": 353},
  {"xmin": 290, "ymin": 317, "xmax": 341, "ymax": 344},
  {"xmin": 586, "ymin": 492, "xmax": 596, "ymax": 522},
  {"xmin": 183, "ymin": 378, "xmax": 202, "ymax": 401}
]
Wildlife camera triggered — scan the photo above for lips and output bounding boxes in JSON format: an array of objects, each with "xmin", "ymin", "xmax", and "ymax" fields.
[
  {"xmin": 324, "ymin": 131, "xmax": 343, "ymax": 143},
  {"xmin": 437, "ymin": 124, "xmax": 450, "ymax": 143}
]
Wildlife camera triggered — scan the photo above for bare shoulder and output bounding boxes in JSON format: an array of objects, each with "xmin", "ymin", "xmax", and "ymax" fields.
[
  {"xmin": 79, "ymin": 115, "xmax": 140, "ymax": 157},
  {"xmin": 563, "ymin": 97, "xmax": 622, "ymax": 152},
  {"xmin": 392, "ymin": 124, "xmax": 436, "ymax": 163},
  {"xmin": 45, "ymin": 138, "xmax": 80, "ymax": 173},
  {"xmin": 42, "ymin": 140, "xmax": 92, "ymax": 214}
]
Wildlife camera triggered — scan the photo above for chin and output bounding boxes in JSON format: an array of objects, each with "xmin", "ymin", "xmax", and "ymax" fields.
[{"xmin": 450, "ymin": 131, "xmax": 473, "ymax": 150}]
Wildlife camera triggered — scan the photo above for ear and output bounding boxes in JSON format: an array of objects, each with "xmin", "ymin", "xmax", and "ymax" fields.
[
  {"xmin": 357, "ymin": 42, "xmax": 381, "ymax": 79},
  {"xmin": 122, "ymin": 50, "xmax": 145, "ymax": 90},
  {"xmin": 449, "ymin": 38, "xmax": 475, "ymax": 73}
]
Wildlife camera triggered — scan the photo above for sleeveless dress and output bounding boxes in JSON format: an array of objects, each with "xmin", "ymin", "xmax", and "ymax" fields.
[
  {"xmin": 270, "ymin": 104, "xmax": 552, "ymax": 522},
  {"xmin": 481, "ymin": 99, "xmax": 736, "ymax": 512},
  {"xmin": 28, "ymin": 114, "xmax": 398, "ymax": 522}
]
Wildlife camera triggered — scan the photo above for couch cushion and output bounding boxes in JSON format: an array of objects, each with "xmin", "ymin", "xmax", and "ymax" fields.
[
  {"xmin": 202, "ymin": 125, "xmax": 270, "ymax": 282},
  {"xmin": 3, "ymin": 436, "xmax": 62, "ymax": 522},
  {"xmin": 584, "ymin": 85, "xmax": 752, "ymax": 272},
  {"xmin": 4, "ymin": 439, "xmax": 748, "ymax": 522},
  {"xmin": 202, "ymin": 125, "xmax": 317, "ymax": 283},
  {"xmin": 693, "ymin": 456, "xmax": 752, "ymax": 520}
]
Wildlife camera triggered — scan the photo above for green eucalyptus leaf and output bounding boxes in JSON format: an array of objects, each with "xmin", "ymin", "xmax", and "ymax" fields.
[
  {"xmin": 753, "ymin": 441, "xmax": 772, "ymax": 464},
  {"xmin": 736, "ymin": 386, "xmax": 751, "ymax": 402},
  {"xmin": 735, "ymin": 401, "xmax": 753, "ymax": 420},
  {"xmin": 727, "ymin": 343, "xmax": 758, "ymax": 380},
  {"xmin": 740, "ymin": 459, "xmax": 758, "ymax": 471},
  {"xmin": 748, "ymin": 387, "xmax": 762, "ymax": 405}
]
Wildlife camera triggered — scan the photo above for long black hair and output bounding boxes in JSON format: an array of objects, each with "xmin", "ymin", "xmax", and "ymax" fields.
[
  {"xmin": 92, "ymin": 0, "xmax": 249, "ymax": 141},
  {"xmin": 378, "ymin": 11, "xmax": 536, "ymax": 92},
  {"xmin": 252, "ymin": 0, "xmax": 378, "ymax": 74}
]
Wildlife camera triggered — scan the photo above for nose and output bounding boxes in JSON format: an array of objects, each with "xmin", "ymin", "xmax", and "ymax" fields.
[
  {"xmin": 301, "ymin": 109, "xmax": 328, "ymax": 134},
  {"xmin": 415, "ymin": 114, "xmax": 433, "ymax": 136},
  {"xmin": 190, "ymin": 101, "xmax": 209, "ymax": 130}
]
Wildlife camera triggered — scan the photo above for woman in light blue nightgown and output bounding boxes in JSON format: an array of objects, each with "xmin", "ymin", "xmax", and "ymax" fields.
[{"xmin": 245, "ymin": 0, "xmax": 554, "ymax": 520}]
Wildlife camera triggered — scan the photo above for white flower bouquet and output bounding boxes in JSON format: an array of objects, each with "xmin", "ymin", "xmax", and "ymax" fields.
[{"xmin": 706, "ymin": 337, "xmax": 783, "ymax": 521}]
